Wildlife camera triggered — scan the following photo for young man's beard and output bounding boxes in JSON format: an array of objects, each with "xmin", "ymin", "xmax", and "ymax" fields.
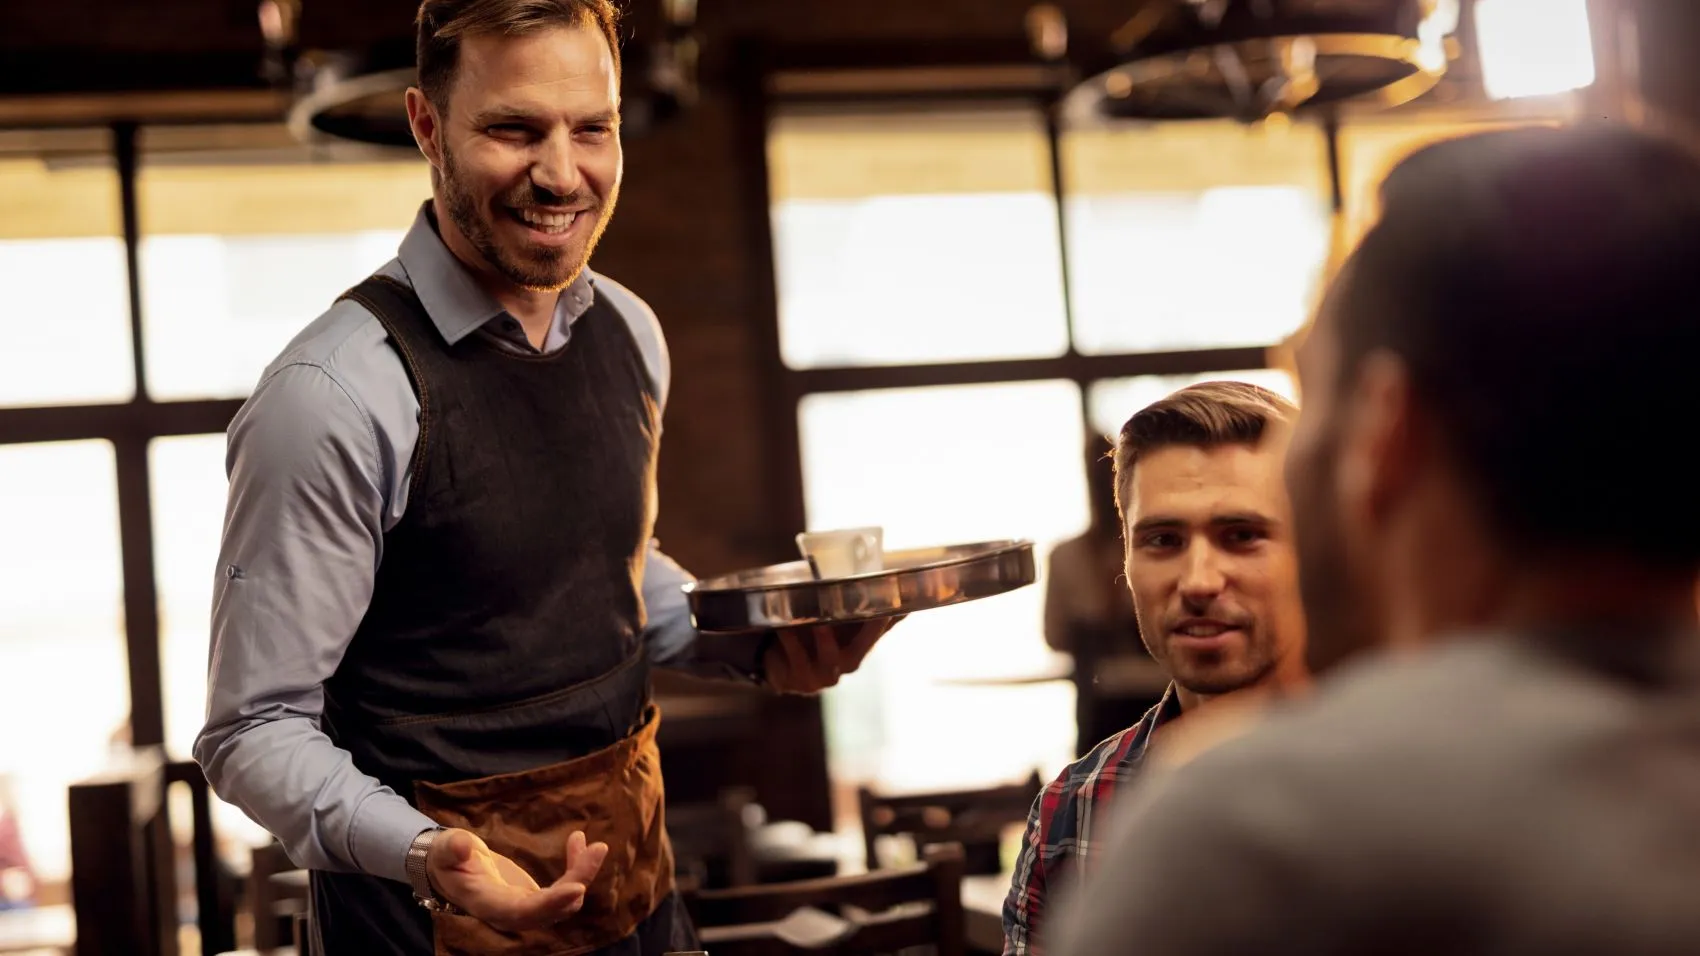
[
  {"xmin": 438, "ymin": 143, "xmax": 614, "ymax": 292},
  {"xmin": 1136, "ymin": 606, "xmax": 1277, "ymax": 697},
  {"xmin": 1172, "ymin": 649, "xmax": 1277, "ymax": 697}
]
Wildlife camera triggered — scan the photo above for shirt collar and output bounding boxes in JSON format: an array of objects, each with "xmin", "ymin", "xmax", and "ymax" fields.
[
  {"xmin": 1129, "ymin": 683, "xmax": 1186, "ymax": 763},
  {"xmin": 396, "ymin": 201, "xmax": 597, "ymax": 346}
]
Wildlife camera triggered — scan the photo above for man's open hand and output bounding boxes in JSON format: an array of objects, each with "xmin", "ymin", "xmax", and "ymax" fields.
[{"xmin": 426, "ymin": 827, "xmax": 608, "ymax": 931}]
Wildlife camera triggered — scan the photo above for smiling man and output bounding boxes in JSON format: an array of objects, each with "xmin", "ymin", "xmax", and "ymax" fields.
[
  {"xmin": 194, "ymin": 3, "xmax": 894, "ymax": 955},
  {"xmin": 1001, "ymin": 381, "xmax": 1308, "ymax": 955}
]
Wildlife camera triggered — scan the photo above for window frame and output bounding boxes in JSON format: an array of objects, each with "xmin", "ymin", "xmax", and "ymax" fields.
[
  {"xmin": 0, "ymin": 124, "xmax": 242, "ymax": 752},
  {"xmin": 743, "ymin": 46, "xmax": 1336, "ymax": 554}
]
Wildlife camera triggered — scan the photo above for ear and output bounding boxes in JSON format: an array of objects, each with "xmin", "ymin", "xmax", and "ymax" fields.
[
  {"xmin": 405, "ymin": 87, "xmax": 444, "ymax": 169},
  {"xmin": 1334, "ymin": 350, "xmax": 1420, "ymax": 536}
]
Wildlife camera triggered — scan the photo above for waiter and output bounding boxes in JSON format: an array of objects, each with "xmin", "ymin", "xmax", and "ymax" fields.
[{"xmin": 194, "ymin": 2, "xmax": 895, "ymax": 953}]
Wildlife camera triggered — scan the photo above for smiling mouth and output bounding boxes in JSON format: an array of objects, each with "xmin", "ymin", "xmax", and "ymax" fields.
[
  {"xmin": 1171, "ymin": 621, "xmax": 1244, "ymax": 639},
  {"xmin": 508, "ymin": 206, "xmax": 582, "ymax": 235}
]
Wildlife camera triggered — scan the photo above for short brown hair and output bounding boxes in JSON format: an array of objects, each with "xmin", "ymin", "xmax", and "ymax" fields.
[
  {"xmin": 416, "ymin": 0, "xmax": 622, "ymax": 112},
  {"xmin": 1113, "ymin": 381, "xmax": 1296, "ymax": 516}
]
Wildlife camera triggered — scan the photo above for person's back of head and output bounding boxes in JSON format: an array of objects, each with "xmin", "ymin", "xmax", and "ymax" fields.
[
  {"xmin": 1287, "ymin": 123, "xmax": 1700, "ymax": 670},
  {"xmin": 1355, "ymin": 123, "xmax": 1700, "ymax": 563}
]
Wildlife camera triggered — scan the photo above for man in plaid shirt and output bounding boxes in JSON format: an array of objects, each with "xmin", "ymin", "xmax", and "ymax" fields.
[{"xmin": 1002, "ymin": 381, "xmax": 1311, "ymax": 955}]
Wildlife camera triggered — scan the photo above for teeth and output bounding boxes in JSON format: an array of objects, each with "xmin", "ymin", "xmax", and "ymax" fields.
[
  {"xmin": 1178, "ymin": 624, "xmax": 1231, "ymax": 637},
  {"xmin": 518, "ymin": 208, "xmax": 577, "ymax": 233}
]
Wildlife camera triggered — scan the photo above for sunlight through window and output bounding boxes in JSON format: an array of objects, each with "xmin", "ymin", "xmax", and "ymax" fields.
[
  {"xmin": 1475, "ymin": 0, "xmax": 1596, "ymax": 101},
  {"xmin": 0, "ymin": 441, "xmax": 127, "ymax": 883},
  {"xmin": 768, "ymin": 108, "xmax": 1069, "ymax": 369},
  {"xmin": 1061, "ymin": 119, "xmax": 1331, "ymax": 354},
  {"xmin": 798, "ymin": 381, "xmax": 1085, "ymax": 791}
]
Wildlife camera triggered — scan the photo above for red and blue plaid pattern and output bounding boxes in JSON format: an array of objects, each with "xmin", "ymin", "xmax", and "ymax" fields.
[{"xmin": 1001, "ymin": 685, "xmax": 1181, "ymax": 955}]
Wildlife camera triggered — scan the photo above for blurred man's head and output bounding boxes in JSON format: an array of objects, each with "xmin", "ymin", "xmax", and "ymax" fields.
[
  {"xmin": 1115, "ymin": 382, "xmax": 1308, "ymax": 706},
  {"xmin": 1285, "ymin": 124, "xmax": 1700, "ymax": 674},
  {"xmin": 406, "ymin": 0, "xmax": 623, "ymax": 294}
]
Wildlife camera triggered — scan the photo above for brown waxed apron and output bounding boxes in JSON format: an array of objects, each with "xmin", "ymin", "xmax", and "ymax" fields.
[{"xmin": 415, "ymin": 704, "xmax": 674, "ymax": 956}]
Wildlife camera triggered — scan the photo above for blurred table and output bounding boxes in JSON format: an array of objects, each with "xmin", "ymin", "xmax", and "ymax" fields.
[
  {"xmin": 0, "ymin": 904, "xmax": 73, "ymax": 954},
  {"xmin": 931, "ymin": 656, "xmax": 1166, "ymax": 694},
  {"xmin": 932, "ymin": 658, "xmax": 1073, "ymax": 688},
  {"xmin": 961, "ymin": 871, "xmax": 1012, "ymax": 953}
]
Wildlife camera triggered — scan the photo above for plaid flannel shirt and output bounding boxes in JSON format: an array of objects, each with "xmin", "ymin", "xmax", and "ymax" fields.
[{"xmin": 1001, "ymin": 685, "xmax": 1183, "ymax": 955}]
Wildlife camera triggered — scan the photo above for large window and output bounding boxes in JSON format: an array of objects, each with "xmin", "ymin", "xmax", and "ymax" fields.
[
  {"xmin": 0, "ymin": 128, "xmax": 430, "ymax": 904},
  {"xmin": 0, "ymin": 155, "xmax": 134, "ymax": 406},
  {"xmin": 768, "ymin": 103, "xmax": 1320, "ymax": 793},
  {"xmin": 137, "ymin": 155, "xmax": 426, "ymax": 400},
  {"xmin": 764, "ymin": 94, "xmax": 1588, "ymax": 796},
  {"xmin": 0, "ymin": 441, "xmax": 128, "ymax": 883},
  {"xmin": 798, "ymin": 382, "xmax": 1087, "ymax": 788},
  {"xmin": 1062, "ymin": 120, "xmax": 1332, "ymax": 354},
  {"xmin": 769, "ymin": 109, "xmax": 1070, "ymax": 369}
]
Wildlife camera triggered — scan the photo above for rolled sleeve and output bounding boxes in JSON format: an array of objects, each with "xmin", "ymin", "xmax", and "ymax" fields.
[{"xmin": 194, "ymin": 361, "xmax": 434, "ymax": 880}]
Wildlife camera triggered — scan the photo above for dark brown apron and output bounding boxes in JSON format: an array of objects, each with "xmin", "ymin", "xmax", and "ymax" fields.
[{"xmin": 416, "ymin": 705, "xmax": 675, "ymax": 956}]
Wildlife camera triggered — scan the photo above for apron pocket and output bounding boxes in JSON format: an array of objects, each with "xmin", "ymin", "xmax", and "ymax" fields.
[{"xmin": 415, "ymin": 704, "xmax": 675, "ymax": 956}]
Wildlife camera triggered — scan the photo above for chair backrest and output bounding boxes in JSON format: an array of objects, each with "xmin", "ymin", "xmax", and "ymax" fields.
[
  {"xmin": 67, "ymin": 752, "xmax": 241, "ymax": 956},
  {"xmin": 685, "ymin": 842, "xmax": 966, "ymax": 956},
  {"xmin": 293, "ymin": 911, "xmax": 315, "ymax": 956},
  {"xmin": 163, "ymin": 760, "xmax": 240, "ymax": 955},
  {"xmin": 857, "ymin": 773, "xmax": 1042, "ymax": 875},
  {"xmin": 249, "ymin": 840, "xmax": 310, "ymax": 952}
]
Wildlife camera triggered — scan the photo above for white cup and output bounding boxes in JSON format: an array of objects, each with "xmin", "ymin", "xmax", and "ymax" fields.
[{"xmin": 795, "ymin": 527, "xmax": 884, "ymax": 579}]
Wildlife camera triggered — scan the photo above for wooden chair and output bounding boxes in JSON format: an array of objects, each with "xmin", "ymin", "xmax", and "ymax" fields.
[
  {"xmin": 684, "ymin": 842, "xmax": 966, "ymax": 956},
  {"xmin": 66, "ymin": 749, "xmax": 238, "ymax": 956},
  {"xmin": 248, "ymin": 840, "xmax": 309, "ymax": 952},
  {"xmin": 292, "ymin": 911, "xmax": 315, "ymax": 956},
  {"xmin": 858, "ymin": 774, "xmax": 1042, "ymax": 875}
]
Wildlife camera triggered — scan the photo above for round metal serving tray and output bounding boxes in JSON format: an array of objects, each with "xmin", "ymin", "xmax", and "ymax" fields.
[{"xmin": 684, "ymin": 540, "xmax": 1035, "ymax": 633}]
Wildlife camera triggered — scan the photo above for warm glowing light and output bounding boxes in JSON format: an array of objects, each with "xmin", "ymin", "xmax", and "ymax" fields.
[
  {"xmin": 1475, "ymin": 0, "xmax": 1596, "ymax": 100},
  {"xmin": 1417, "ymin": 0, "xmax": 1461, "ymax": 73}
]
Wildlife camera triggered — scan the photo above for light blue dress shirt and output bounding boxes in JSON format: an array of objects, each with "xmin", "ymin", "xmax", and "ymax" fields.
[{"xmin": 195, "ymin": 205, "xmax": 761, "ymax": 885}]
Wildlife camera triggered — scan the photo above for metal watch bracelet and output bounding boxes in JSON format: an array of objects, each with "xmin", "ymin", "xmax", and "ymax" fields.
[{"xmin": 405, "ymin": 826, "xmax": 460, "ymax": 914}]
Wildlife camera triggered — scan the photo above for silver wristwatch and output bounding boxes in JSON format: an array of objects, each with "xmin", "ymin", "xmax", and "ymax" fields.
[{"xmin": 405, "ymin": 827, "xmax": 455, "ymax": 912}]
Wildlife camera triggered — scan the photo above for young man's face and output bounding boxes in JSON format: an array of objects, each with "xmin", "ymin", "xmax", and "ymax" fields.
[
  {"xmin": 1122, "ymin": 435, "xmax": 1307, "ymax": 701},
  {"xmin": 409, "ymin": 22, "xmax": 623, "ymax": 292}
]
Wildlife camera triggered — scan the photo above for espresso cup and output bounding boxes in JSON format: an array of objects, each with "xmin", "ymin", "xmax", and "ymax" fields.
[{"xmin": 795, "ymin": 527, "xmax": 884, "ymax": 579}]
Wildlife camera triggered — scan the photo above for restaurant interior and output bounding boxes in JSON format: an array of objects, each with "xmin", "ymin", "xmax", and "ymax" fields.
[{"xmin": 1, "ymin": 0, "xmax": 1694, "ymax": 953}]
